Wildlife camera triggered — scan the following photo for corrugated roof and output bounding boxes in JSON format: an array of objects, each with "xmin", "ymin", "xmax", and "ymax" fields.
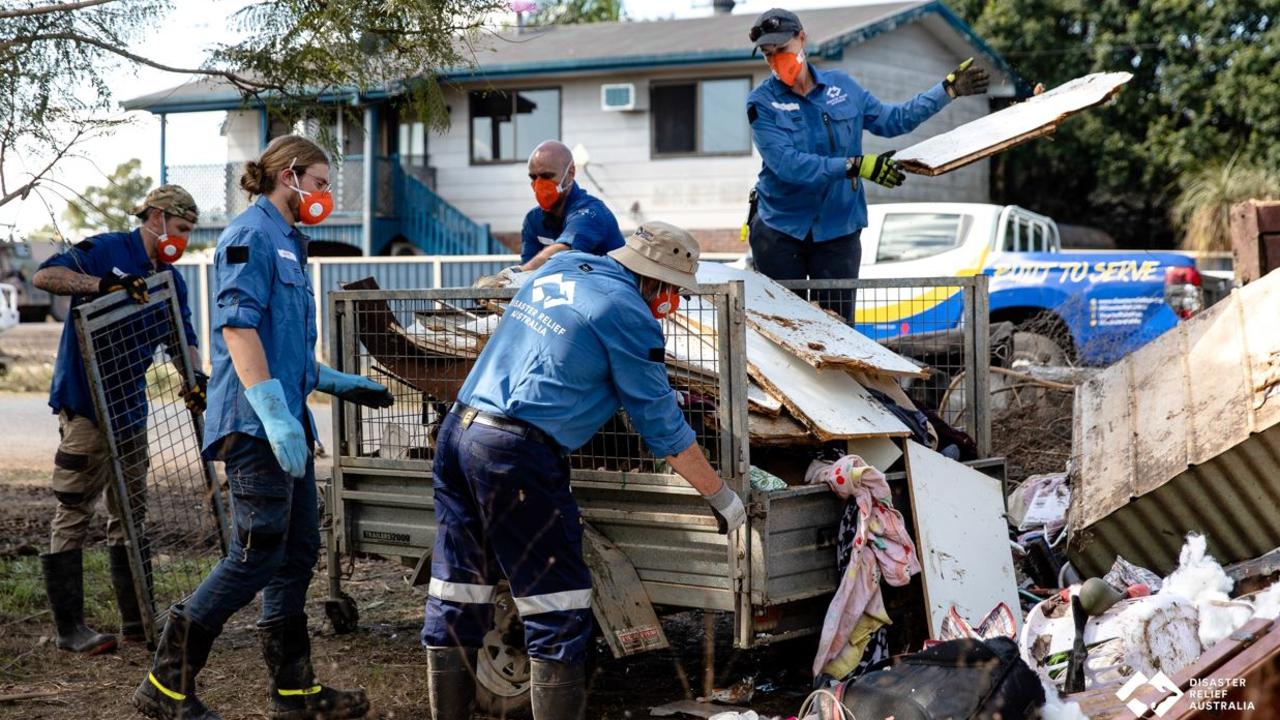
[
  {"xmin": 123, "ymin": 1, "xmax": 1022, "ymax": 112},
  {"xmin": 454, "ymin": 2, "xmax": 922, "ymax": 76}
]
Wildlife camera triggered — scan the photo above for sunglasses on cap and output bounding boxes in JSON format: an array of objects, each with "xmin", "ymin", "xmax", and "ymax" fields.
[{"xmin": 749, "ymin": 16, "xmax": 798, "ymax": 42}]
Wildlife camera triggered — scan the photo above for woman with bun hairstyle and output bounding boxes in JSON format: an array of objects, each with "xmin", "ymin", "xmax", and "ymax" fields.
[{"xmin": 133, "ymin": 135, "xmax": 391, "ymax": 720}]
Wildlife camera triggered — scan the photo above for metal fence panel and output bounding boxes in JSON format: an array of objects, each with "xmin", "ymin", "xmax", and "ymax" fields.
[
  {"xmin": 778, "ymin": 277, "xmax": 991, "ymax": 456},
  {"xmin": 326, "ymin": 284, "xmax": 748, "ymax": 617},
  {"xmin": 74, "ymin": 272, "xmax": 229, "ymax": 644}
]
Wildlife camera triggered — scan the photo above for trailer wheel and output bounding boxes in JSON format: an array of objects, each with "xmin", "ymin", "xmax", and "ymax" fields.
[
  {"xmin": 1012, "ymin": 330, "xmax": 1068, "ymax": 366},
  {"xmin": 325, "ymin": 591, "xmax": 359, "ymax": 635},
  {"xmin": 475, "ymin": 585, "xmax": 532, "ymax": 718}
]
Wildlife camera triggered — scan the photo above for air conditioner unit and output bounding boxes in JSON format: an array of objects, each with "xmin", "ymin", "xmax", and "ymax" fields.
[{"xmin": 601, "ymin": 82, "xmax": 648, "ymax": 112}]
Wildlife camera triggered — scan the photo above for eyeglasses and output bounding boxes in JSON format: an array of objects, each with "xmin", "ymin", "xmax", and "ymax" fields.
[
  {"xmin": 749, "ymin": 16, "xmax": 795, "ymax": 42},
  {"xmin": 296, "ymin": 170, "xmax": 330, "ymax": 191}
]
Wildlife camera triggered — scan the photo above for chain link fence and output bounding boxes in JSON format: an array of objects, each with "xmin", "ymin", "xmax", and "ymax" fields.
[{"xmin": 75, "ymin": 272, "xmax": 229, "ymax": 644}]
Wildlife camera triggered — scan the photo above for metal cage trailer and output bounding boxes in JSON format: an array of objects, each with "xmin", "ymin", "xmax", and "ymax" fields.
[{"xmin": 322, "ymin": 276, "xmax": 998, "ymax": 711}]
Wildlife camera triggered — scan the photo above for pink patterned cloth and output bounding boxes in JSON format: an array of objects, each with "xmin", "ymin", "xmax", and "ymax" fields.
[{"xmin": 808, "ymin": 454, "xmax": 922, "ymax": 677}]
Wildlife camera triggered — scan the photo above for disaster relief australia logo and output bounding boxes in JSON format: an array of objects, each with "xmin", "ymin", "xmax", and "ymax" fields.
[
  {"xmin": 508, "ymin": 273, "xmax": 573, "ymax": 337},
  {"xmin": 1115, "ymin": 671, "xmax": 1254, "ymax": 716}
]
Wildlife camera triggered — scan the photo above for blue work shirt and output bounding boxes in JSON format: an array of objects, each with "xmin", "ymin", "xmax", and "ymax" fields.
[
  {"xmin": 203, "ymin": 196, "xmax": 319, "ymax": 458},
  {"xmin": 42, "ymin": 229, "xmax": 198, "ymax": 429},
  {"xmin": 748, "ymin": 64, "xmax": 951, "ymax": 242},
  {"xmin": 459, "ymin": 251, "xmax": 696, "ymax": 458},
  {"xmin": 519, "ymin": 183, "xmax": 625, "ymax": 264}
]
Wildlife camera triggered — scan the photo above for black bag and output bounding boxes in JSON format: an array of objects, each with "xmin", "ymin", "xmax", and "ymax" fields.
[{"xmin": 828, "ymin": 637, "xmax": 1045, "ymax": 720}]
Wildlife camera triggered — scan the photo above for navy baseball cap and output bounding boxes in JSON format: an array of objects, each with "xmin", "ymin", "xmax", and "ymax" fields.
[{"xmin": 749, "ymin": 8, "xmax": 803, "ymax": 48}]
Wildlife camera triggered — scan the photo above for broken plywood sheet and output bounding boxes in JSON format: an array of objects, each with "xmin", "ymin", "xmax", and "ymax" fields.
[
  {"xmin": 748, "ymin": 380, "xmax": 783, "ymax": 416},
  {"xmin": 905, "ymin": 440, "xmax": 1019, "ymax": 639},
  {"xmin": 698, "ymin": 262, "xmax": 923, "ymax": 378},
  {"xmin": 897, "ymin": 72, "xmax": 1132, "ymax": 176},
  {"xmin": 749, "ymin": 409, "xmax": 817, "ymax": 445},
  {"xmin": 746, "ymin": 328, "xmax": 909, "ymax": 440},
  {"xmin": 583, "ymin": 524, "xmax": 670, "ymax": 658},
  {"xmin": 845, "ymin": 436, "xmax": 903, "ymax": 472}
]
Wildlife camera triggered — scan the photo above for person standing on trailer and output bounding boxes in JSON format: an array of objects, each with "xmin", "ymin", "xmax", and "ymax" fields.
[
  {"xmin": 745, "ymin": 7, "xmax": 989, "ymax": 314},
  {"xmin": 132, "ymin": 135, "xmax": 393, "ymax": 720},
  {"xmin": 423, "ymin": 222, "xmax": 747, "ymax": 720},
  {"xmin": 32, "ymin": 185, "xmax": 203, "ymax": 656}
]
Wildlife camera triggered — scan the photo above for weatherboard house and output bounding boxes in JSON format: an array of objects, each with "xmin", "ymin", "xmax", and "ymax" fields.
[{"xmin": 122, "ymin": 1, "xmax": 1021, "ymax": 256}]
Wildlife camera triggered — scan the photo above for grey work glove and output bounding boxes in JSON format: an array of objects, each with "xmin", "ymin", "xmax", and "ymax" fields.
[
  {"xmin": 944, "ymin": 57, "xmax": 990, "ymax": 98},
  {"xmin": 706, "ymin": 482, "xmax": 747, "ymax": 534}
]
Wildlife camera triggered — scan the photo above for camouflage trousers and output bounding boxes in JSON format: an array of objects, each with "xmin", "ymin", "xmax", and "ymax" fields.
[{"xmin": 49, "ymin": 411, "xmax": 149, "ymax": 553}]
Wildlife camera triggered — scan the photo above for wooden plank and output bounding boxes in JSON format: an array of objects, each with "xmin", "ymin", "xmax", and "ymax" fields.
[
  {"xmin": 1130, "ymin": 326, "xmax": 1191, "ymax": 496},
  {"xmin": 897, "ymin": 72, "xmax": 1133, "ymax": 176},
  {"xmin": 1238, "ymin": 274, "xmax": 1280, "ymax": 432},
  {"xmin": 747, "ymin": 380, "xmax": 782, "ymax": 416},
  {"xmin": 697, "ymin": 262, "xmax": 924, "ymax": 377},
  {"xmin": 746, "ymin": 328, "xmax": 909, "ymax": 441},
  {"xmin": 905, "ymin": 441, "xmax": 1019, "ymax": 639},
  {"xmin": 1071, "ymin": 361, "xmax": 1136, "ymax": 530},
  {"xmin": 1185, "ymin": 292, "xmax": 1249, "ymax": 465},
  {"xmin": 749, "ymin": 410, "xmax": 817, "ymax": 446},
  {"xmin": 582, "ymin": 524, "xmax": 670, "ymax": 659}
]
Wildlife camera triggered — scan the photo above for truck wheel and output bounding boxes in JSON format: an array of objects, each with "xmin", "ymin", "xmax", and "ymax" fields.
[
  {"xmin": 475, "ymin": 585, "xmax": 532, "ymax": 718},
  {"xmin": 387, "ymin": 241, "xmax": 424, "ymax": 256},
  {"xmin": 1012, "ymin": 330, "xmax": 1068, "ymax": 366}
]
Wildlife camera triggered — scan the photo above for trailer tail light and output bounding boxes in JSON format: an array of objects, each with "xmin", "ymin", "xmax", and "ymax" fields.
[{"xmin": 1164, "ymin": 266, "xmax": 1203, "ymax": 319}]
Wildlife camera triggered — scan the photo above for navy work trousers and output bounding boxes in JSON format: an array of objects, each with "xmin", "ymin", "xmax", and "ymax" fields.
[
  {"xmin": 185, "ymin": 433, "xmax": 319, "ymax": 632},
  {"xmin": 749, "ymin": 216, "xmax": 862, "ymax": 320},
  {"xmin": 421, "ymin": 411, "xmax": 593, "ymax": 665}
]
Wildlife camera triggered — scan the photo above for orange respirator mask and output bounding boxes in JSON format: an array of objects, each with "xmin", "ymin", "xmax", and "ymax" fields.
[
  {"xmin": 147, "ymin": 213, "xmax": 189, "ymax": 263},
  {"xmin": 648, "ymin": 287, "xmax": 681, "ymax": 319},
  {"xmin": 767, "ymin": 50, "xmax": 806, "ymax": 86},
  {"xmin": 532, "ymin": 160, "xmax": 573, "ymax": 212},
  {"xmin": 287, "ymin": 157, "xmax": 334, "ymax": 225}
]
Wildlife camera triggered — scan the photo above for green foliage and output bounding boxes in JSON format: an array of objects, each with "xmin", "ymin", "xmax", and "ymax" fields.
[
  {"xmin": 0, "ymin": 550, "xmax": 114, "ymax": 623},
  {"xmin": 63, "ymin": 159, "xmax": 153, "ymax": 233},
  {"xmin": 950, "ymin": 0, "xmax": 1280, "ymax": 248},
  {"xmin": 528, "ymin": 0, "xmax": 625, "ymax": 25},
  {"xmin": 1173, "ymin": 155, "xmax": 1279, "ymax": 253}
]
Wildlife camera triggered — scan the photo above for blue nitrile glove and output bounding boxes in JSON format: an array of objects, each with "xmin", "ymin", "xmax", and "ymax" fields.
[
  {"xmin": 316, "ymin": 365, "xmax": 394, "ymax": 408},
  {"xmin": 244, "ymin": 379, "xmax": 309, "ymax": 479}
]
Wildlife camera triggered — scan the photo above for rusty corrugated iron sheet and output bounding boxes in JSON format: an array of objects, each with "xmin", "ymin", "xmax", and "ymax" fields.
[{"xmin": 1068, "ymin": 269, "xmax": 1280, "ymax": 576}]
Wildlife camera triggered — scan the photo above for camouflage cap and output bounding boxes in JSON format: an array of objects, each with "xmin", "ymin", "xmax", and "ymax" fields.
[{"xmin": 131, "ymin": 185, "xmax": 199, "ymax": 224}]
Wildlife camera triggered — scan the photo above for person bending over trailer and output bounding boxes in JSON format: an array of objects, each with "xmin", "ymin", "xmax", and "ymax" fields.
[
  {"xmin": 32, "ymin": 185, "xmax": 203, "ymax": 656},
  {"xmin": 424, "ymin": 222, "xmax": 748, "ymax": 720},
  {"xmin": 132, "ymin": 135, "xmax": 392, "ymax": 720}
]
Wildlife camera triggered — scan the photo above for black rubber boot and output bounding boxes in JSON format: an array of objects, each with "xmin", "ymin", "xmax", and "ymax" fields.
[
  {"xmin": 40, "ymin": 548, "xmax": 117, "ymax": 655},
  {"xmin": 108, "ymin": 544, "xmax": 147, "ymax": 643},
  {"xmin": 530, "ymin": 659, "xmax": 586, "ymax": 720},
  {"xmin": 425, "ymin": 646, "xmax": 477, "ymax": 720},
  {"xmin": 132, "ymin": 605, "xmax": 222, "ymax": 720},
  {"xmin": 259, "ymin": 614, "xmax": 369, "ymax": 720}
]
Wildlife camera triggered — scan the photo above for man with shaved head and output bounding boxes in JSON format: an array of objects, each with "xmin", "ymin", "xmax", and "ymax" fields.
[{"xmin": 517, "ymin": 140, "xmax": 624, "ymax": 271}]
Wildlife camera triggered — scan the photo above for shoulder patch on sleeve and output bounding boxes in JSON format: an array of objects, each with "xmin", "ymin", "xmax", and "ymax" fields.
[
  {"xmin": 226, "ymin": 246, "xmax": 250, "ymax": 264},
  {"xmin": 747, "ymin": 105, "xmax": 758, "ymax": 124},
  {"xmin": 648, "ymin": 347, "xmax": 665, "ymax": 362},
  {"xmin": 73, "ymin": 239, "xmax": 94, "ymax": 251}
]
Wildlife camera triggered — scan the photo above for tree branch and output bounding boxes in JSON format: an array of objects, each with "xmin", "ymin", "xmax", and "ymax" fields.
[
  {"xmin": 0, "ymin": 31, "xmax": 283, "ymax": 93},
  {"xmin": 0, "ymin": 0, "xmax": 118, "ymax": 20},
  {"xmin": 0, "ymin": 126, "xmax": 86, "ymax": 208}
]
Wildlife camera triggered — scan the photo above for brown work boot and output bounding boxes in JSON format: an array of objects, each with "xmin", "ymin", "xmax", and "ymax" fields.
[
  {"xmin": 40, "ymin": 548, "xmax": 117, "ymax": 655},
  {"xmin": 258, "ymin": 614, "xmax": 370, "ymax": 719}
]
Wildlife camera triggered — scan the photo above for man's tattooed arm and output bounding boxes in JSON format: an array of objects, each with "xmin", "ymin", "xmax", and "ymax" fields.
[{"xmin": 32, "ymin": 267, "xmax": 102, "ymax": 296}]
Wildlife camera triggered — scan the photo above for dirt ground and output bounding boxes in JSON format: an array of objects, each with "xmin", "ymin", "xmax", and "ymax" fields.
[{"xmin": 0, "ymin": 446, "xmax": 817, "ymax": 720}]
